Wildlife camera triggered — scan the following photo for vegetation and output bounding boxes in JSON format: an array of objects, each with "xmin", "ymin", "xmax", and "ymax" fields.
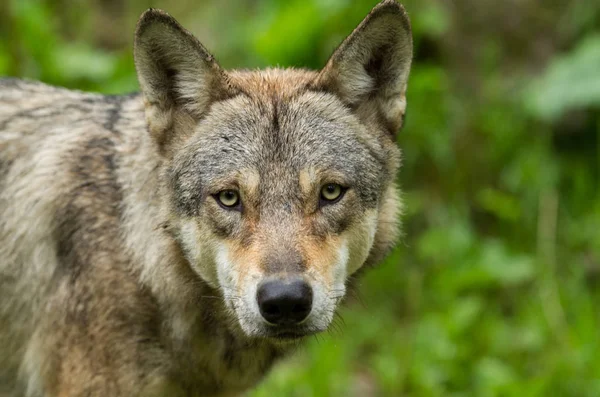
[{"xmin": 2, "ymin": 0, "xmax": 600, "ymax": 395}]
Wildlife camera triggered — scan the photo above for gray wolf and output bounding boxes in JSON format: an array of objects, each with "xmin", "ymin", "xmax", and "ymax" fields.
[{"xmin": 0, "ymin": 0, "xmax": 412, "ymax": 395}]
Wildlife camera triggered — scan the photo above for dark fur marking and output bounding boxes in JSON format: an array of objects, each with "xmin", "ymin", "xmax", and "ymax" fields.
[
  {"xmin": 167, "ymin": 164, "xmax": 202, "ymax": 217},
  {"xmin": 207, "ymin": 215, "xmax": 234, "ymax": 238},
  {"xmin": 271, "ymin": 96, "xmax": 280, "ymax": 133},
  {"xmin": 54, "ymin": 136, "xmax": 122, "ymax": 283},
  {"xmin": 0, "ymin": 157, "xmax": 12, "ymax": 186},
  {"xmin": 365, "ymin": 44, "xmax": 392, "ymax": 91},
  {"xmin": 0, "ymin": 106, "xmax": 48, "ymax": 130},
  {"xmin": 222, "ymin": 332, "xmax": 237, "ymax": 368},
  {"xmin": 102, "ymin": 96, "xmax": 129, "ymax": 134},
  {"xmin": 0, "ymin": 104, "xmax": 91, "ymax": 130},
  {"xmin": 103, "ymin": 106, "xmax": 121, "ymax": 133},
  {"xmin": 332, "ymin": 213, "xmax": 354, "ymax": 235},
  {"xmin": 55, "ymin": 203, "xmax": 88, "ymax": 282}
]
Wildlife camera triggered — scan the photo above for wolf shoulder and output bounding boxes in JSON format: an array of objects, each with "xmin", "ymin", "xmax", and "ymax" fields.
[{"xmin": 0, "ymin": 78, "xmax": 144, "ymax": 185}]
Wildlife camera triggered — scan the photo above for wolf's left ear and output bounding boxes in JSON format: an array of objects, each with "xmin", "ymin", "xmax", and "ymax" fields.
[
  {"xmin": 134, "ymin": 9, "xmax": 236, "ymax": 153},
  {"xmin": 316, "ymin": 0, "xmax": 413, "ymax": 135}
]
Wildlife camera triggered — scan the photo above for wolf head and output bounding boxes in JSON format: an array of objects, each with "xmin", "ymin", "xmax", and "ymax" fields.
[{"xmin": 134, "ymin": 0, "xmax": 412, "ymax": 341}]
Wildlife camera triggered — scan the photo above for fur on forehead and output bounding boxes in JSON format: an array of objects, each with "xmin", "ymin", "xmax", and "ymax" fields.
[
  {"xmin": 226, "ymin": 68, "xmax": 319, "ymax": 99},
  {"xmin": 176, "ymin": 81, "xmax": 398, "ymax": 174}
]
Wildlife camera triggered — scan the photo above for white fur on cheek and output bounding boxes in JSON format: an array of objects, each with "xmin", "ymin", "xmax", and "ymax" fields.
[
  {"xmin": 345, "ymin": 210, "xmax": 378, "ymax": 276},
  {"xmin": 310, "ymin": 214, "xmax": 378, "ymax": 332},
  {"xmin": 215, "ymin": 243, "xmax": 236, "ymax": 309},
  {"xmin": 179, "ymin": 219, "xmax": 220, "ymax": 287},
  {"xmin": 333, "ymin": 239, "xmax": 350, "ymax": 286},
  {"xmin": 215, "ymin": 243, "xmax": 265, "ymax": 334},
  {"xmin": 309, "ymin": 239, "xmax": 349, "ymax": 331}
]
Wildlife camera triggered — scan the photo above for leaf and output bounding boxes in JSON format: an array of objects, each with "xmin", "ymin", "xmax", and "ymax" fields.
[{"xmin": 526, "ymin": 34, "xmax": 600, "ymax": 120}]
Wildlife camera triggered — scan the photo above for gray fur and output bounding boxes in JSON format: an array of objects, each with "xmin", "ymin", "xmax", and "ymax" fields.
[{"xmin": 0, "ymin": 1, "xmax": 412, "ymax": 395}]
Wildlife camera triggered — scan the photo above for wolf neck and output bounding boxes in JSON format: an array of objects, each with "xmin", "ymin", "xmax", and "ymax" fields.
[{"xmin": 117, "ymin": 99, "xmax": 289, "ymax": 387}]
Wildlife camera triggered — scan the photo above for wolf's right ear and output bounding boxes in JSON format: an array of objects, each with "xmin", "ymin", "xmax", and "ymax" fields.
[
  {"xmin": 134, "ymin": 9, "xmax": 235, "ymax": 153},
  {"xmin": 315, "ymin": 0, "xmax": 413, "ymax": 135}
]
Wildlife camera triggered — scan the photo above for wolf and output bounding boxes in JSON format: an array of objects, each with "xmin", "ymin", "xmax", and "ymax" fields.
[{"xmin": 0, "ymin": 0, "xmax": 412, "ymax": 395}]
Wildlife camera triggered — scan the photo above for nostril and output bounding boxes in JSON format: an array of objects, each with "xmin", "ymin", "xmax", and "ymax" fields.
[
  {"xmin": 262, "ymin": 303, "xmax": 281, "ymax": 316},
  {"xmin": 257, "ymin": 279, "xmax": 313, "ymax": 325}
]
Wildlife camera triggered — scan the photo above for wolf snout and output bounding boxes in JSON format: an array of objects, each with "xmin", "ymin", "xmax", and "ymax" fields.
[{"xmin": 256, "ymin": 279, "xmax": 313, "ymax": 325}]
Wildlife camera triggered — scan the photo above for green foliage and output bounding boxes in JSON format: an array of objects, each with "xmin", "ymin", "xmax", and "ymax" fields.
[
  {"xmin": 2, "ymin": 0, "xmax": 138, "ymax": 93},
  {"xmin": 527, "ymin": 34, "xmax": 600, "ymax": 121},
  {"xmin": 2, "ymin": 0, "xmax": 600, "ymax": 395}
]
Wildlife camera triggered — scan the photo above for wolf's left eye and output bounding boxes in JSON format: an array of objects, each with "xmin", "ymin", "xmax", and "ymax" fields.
[
  {"xmin": 320, "ymin": 183, "xmax": 345, "ymax": 204},
  {"xmin": 216, "ymin": 190, "xmax": 240, "ymax": 209}
]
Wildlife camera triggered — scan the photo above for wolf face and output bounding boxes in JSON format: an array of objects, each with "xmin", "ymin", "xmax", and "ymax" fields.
[{"xmin": 134, "ymin": 0, "xmax": 412, "ymax": 341}]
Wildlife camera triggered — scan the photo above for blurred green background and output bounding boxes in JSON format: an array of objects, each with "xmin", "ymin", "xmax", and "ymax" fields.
[{"xmin": 2, "ymin": 0, "xmax": 600, "ymax": 395}]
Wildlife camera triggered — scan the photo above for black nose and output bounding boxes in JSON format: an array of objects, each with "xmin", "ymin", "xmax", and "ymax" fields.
[{"xmin": 257, "ymin": 279, "xmax": 313, "ymax": 325}]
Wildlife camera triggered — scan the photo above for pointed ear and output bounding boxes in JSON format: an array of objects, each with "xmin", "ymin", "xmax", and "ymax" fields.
[
  {"xmin": 316, "ymin": 0, "xmax": 413, "ymax": 135},
  {"xmin": 134, "ymin": 9, "xmax": 236, "ymax": 152}
]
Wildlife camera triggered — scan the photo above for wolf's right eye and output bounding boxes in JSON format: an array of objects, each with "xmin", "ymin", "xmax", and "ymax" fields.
[
  {"xmin": 319, "ymin": 183, "xmax": 346, "ymax": 206},
  {"xmin": 216, "ymin": 190, "xmax": 240, "ymax": 209}
]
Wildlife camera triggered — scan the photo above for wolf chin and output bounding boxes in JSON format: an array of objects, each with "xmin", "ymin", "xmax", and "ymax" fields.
[{"xmin": 0, "ymin": 1, "xmax": 412, "ymax": 395}]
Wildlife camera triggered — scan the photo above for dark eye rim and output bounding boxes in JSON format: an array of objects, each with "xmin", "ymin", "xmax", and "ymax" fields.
[
  {"xmin": 214, "ymin": 190, "xmax": 242, "ymax": 211},
  {"xmin": 319, "ymin": 183, "xmax": 348, "ymax": 207}
]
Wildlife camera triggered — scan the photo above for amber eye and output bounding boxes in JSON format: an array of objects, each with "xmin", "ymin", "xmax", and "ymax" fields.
[
  {"xmin": 217, "ymin": 190, "xmax": 240, "ymax": 208},
  {"xmin": 320, "ymin": 183, "xmax": 344, "ymax": 203}
]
